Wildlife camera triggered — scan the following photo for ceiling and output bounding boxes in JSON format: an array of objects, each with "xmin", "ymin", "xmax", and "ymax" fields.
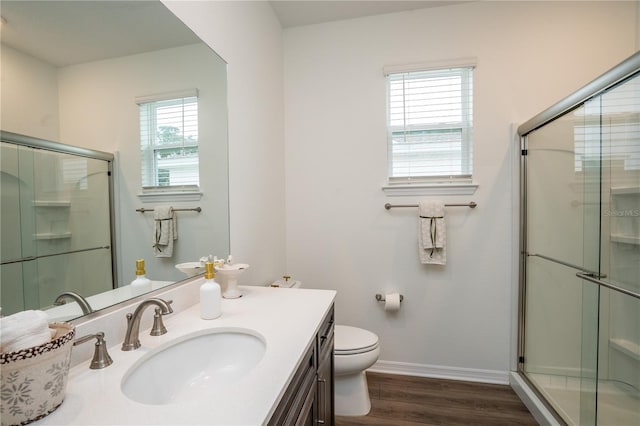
[
  {"xmin": 270, "ymin": 0, "xmax": 467, "ymax": 28},
  {"xmin": 0, "ymin": 1, "xmax": 466, "ymax": 67},
  {"xmin": 0, "ymin": 1, "xmax": 200, "ymax": 67}
]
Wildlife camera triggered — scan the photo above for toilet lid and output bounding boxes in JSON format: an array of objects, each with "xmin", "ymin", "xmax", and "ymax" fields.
[{"xmin": 334, "ymin": 325, "xmax": 379, "ymax": 355}]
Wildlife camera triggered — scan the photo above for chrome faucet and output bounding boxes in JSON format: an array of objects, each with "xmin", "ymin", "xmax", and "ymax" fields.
[
  {"xmin": 54, "ymin": 291, "xmax": 93, "ymax": 314},
  {"xmin": 121, "ymin": 298, "xmax": 173, "ymax": 351}
]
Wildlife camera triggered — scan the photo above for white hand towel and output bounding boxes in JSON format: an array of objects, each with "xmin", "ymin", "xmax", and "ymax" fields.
[
  {"xmin": 153, "ymin": 206, "xmax": 178, "ymax": 258},
  {"xmin": 3, "ymin": 330, "xmax": 53, "ymax": 353},
  {"xmin": 418, "ymin": 200, "xmax": 446, "ymax": 265},
  {"xmin": 0, "ymin": 310, "xmax": 51, "ymax": 353}
]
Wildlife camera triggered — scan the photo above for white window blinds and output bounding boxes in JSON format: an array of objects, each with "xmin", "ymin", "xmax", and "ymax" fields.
[
  {"xmin": 386, "ymin": 65, "xmax": 473, "ymax": 183},
  {"xmin": 138, "ymin": 90, "xmax": 199, "ymax": 189}
]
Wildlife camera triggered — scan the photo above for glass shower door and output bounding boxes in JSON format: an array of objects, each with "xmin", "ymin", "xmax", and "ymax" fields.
[
  {"xmin": 522, "ymin": 71, "xmax": 640, "ymax": 425},
  {"xmin": 0, "ymin": 143, "xmax": 39, "ymax": 312},
  {"xmin": 0, "ymin": 141, "xmax": 114, "ymax": 316},
  {"xmin": 592, "ymin": 73, "xmax": 640, "ymax": 425},
  {"xmin": 522, "ymin": 103, "xmax": 600, "ymax": 425},
  {"xmin": 519, "ymin": 53, "xmax": 640, "ymax": 426},
  {"xmin": 576, "ymin": 91, "xmax": 602, "ymax": 426},
  {"xmin": 30, "ymin": 148, "xmax": 114, "ymax": 309}
]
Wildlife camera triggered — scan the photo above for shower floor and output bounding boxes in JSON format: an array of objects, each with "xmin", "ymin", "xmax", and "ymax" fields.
[{"xmin": 528, "ymin": 372, "xmax": 640, "ymax": 425}]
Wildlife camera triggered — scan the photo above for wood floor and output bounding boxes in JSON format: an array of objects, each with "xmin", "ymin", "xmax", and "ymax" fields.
[{"xmin": 335, "ymin": 372, "xmax": 538, "ymax": 426}]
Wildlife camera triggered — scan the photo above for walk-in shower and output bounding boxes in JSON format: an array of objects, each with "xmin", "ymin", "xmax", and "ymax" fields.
[
  {"xmin": 518, "ymin": 52, "xmax": 640, "ymax": 425},
  {"xmin": 0, "ymin": 131, "xmax": 115, "ymax": 316}
]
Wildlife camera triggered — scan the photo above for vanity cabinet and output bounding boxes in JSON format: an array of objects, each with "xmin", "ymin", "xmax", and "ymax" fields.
[{"xmin": 268, "ymin": 305, "xmax": 334, "ymax": 426}]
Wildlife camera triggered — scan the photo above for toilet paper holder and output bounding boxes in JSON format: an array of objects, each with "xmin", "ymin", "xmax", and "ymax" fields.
[{"xmin": 375, "ymin": 293, "xmax": 404, "ymax": 303}]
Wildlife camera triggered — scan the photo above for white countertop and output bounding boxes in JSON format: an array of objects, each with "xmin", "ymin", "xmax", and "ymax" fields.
[{"xmin": 35, "ymin": 285, "xmax": 335, "ymax": 425}]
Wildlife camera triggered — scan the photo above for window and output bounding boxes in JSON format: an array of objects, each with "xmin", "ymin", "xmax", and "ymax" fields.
[
  {"xmin": 386, "ymin": 63, "xmax": 474, "ymax": 186},
  {"xmin": 137, "ymin": 90, "xmax": 199, "ymax": 191}
]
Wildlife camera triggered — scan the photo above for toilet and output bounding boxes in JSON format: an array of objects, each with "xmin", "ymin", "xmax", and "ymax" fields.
[
  {"xmin": 268, "ymin": 278, "xmax": 380, "ymax": 416},
  {"xmin": 334, "ymin": 325, "xmax": 380, "ymax": 416}
]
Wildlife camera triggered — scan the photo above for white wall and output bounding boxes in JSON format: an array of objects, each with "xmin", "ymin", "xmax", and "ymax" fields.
[
  {"xmin": 162, "ymin": 1, "xmax": 286, "ymax": 286},
  {"xmin": 1, "ymin": 45, "xmax": 60, "ymax": 141},
  {"xmin": 57, "ymin": 44, "xmax": 229, "ymax": 285},
  {"xmin": 637, "ymin": 0, "xmax": 640, "ymax": 49},
  {"xmin": 283, "ymin": 1, "xmax": 637, "ymax": 381}
]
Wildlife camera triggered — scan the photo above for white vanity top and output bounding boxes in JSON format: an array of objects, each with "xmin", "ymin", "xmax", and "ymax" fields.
[{"xmin": 35, "ymin": 285, "xmax": 335, "ymax": 425}]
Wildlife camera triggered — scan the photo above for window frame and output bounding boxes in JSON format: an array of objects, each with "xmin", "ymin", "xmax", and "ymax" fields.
[
  {"xmin": 135, "ymin": 89, "xmax": 202, "ymax": 201},
  {"xmin": 382, "ymin": 59, "xmax": 478, "ymax": 196}
]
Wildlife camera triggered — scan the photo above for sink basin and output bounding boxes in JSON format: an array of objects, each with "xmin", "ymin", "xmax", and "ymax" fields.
[
  {"xmin": 121, "ymin": 328, "xmax": 266, "ymax": 405},
  {"xmin": 175, "ymin": 262, "xmax": 205, "ymax": 277}
]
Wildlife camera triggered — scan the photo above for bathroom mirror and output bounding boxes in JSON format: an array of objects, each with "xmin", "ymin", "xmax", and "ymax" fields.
[{"xmin": 0, "ymin": 1, "xmax": 230, "ymax": 320}]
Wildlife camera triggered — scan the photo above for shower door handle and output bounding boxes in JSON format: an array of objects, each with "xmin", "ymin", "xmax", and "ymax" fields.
[
  {"xmin": 578, "ymin": 271, "xmax": 607, "ymax": 279},
  {"xmin": 576, "ymin": 272, "xmax": 640, "ymax": 300}
]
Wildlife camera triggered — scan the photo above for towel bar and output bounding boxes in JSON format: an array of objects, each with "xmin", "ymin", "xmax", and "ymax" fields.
[
  {"xmin": 136, "ymin": 207, "xmax": 202, "ymax": 213},
  {"xmin": 384, "ymin": 202, "xmax": 476, "ymax": 210}
]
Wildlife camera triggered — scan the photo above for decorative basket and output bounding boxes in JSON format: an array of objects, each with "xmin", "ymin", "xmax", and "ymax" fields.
[{"xmin": 1, "ymin": 323, "xmax": 75, "ymax": 426}]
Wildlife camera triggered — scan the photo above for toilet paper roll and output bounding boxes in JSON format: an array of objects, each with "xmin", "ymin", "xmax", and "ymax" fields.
[{"xmin": 384, "ymin": 293, "xmax": 401, "ymax": 312}]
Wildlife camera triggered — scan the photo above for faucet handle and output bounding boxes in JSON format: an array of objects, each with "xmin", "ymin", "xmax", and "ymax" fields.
[
  {"xmin": 150, "ymin": 307, "xmax": 168, "ymax": 336},
  {"xmin": 74, "ymin": 332, "xmax": 113, "ymax": 369}
]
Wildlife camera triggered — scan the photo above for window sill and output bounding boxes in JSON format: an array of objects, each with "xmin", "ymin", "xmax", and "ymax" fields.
[
  {"xmin": 137, "ymin": 190, "xmax": 202, "ymax": 203},
  {"xmin": 382, "ymin": 182, "xmax": 478, "ymax": 196}
]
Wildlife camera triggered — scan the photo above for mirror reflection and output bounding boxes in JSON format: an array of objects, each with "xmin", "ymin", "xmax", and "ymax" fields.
[{"xmin": 0, "ymin": 1, "xmax": 230, "ymax": 321}]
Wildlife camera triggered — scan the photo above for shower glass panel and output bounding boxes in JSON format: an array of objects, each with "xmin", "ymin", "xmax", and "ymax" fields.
[
  {"xmin": 520, "ymin": 59, "xmax": 640, "ymax": 426},
  {"xmin": 523, "ymin": 104, "xmax": 599, "ymax": 425},
  {"xmin": 0, "ymin": 140, "xmax": 114, "ymax": 316},
  {"xmin": 597, "ymin": 74, "xmax": 640, "ymax": 425}
]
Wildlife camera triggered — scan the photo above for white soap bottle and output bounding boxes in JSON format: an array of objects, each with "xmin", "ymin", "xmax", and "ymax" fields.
[
  {"xmin": 131, "ymin": 259, "xmax": 152, "ymax": 291},
  {"xmin": 200, "ymin": 261, "xmax": 221, "ymax": 319}
]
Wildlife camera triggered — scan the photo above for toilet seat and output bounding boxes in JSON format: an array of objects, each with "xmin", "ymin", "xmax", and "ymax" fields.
[{"xmin": 334, "ymin": 325, "xmax": 379, "ymax": 355}]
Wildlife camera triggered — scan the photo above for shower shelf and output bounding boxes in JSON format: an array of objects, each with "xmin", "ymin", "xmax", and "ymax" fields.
[
  {"xmin": 34, "ymin": 232, "xmax": 72, "ymax": 240},
  {"xmin": 33, "ymin": 200, "xmax": 71, "ymax": 207},
  {"xmin": 611, "ymin": 235, "xmax": 640, "ymax": 245},
  {"xmin": 611, "ymin": 186, "xmax": 640, "ymax": 195},
  {"xmin": 610, "ymin": 338, "xmax": 640, "ymax": 361}
]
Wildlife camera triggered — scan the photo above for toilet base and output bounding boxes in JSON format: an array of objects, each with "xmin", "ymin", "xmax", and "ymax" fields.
[{"xmin": 334, "ymin": 370, "xmax": 371, "ymax": 416}]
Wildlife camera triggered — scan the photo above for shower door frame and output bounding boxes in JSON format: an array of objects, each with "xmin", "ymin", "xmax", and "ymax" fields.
[
  {"xmin": 0, "ymin": 130, "xmax": 118, "ymax": 298},
  {"xmin": 517, "ymin": 52, "xmax": 640, "ymax": 424}
]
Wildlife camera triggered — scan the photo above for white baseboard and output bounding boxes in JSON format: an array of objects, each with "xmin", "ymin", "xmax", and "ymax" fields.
[{"xmin": 368, "ymin": 360, "xmax": 510, "ymax": 384}]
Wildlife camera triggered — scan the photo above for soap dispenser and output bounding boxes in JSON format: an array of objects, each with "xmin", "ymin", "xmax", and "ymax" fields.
[
  {"xmin": 200, "ymin": 261, "xmax": 221, "ymax": 319},
  {"xmin": 130, "ymin": 259, "xmax": 152, "ymax": 291}
]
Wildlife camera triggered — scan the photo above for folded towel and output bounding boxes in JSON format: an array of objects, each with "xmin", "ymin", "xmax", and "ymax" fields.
[
  {"xmin": 153, "ymin": 206, "xmax": 178, "ymax": 258},
  {"xmin": 0, "ymin": 310, "xmax": 51, "ymax": 353},
  {"xmin": 3, "ymin": 330, "xmax": 54, "ymax": 353},
  {"xmin": 418, "ymin": 200, "xmax": 446, "ymax": 265}
]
